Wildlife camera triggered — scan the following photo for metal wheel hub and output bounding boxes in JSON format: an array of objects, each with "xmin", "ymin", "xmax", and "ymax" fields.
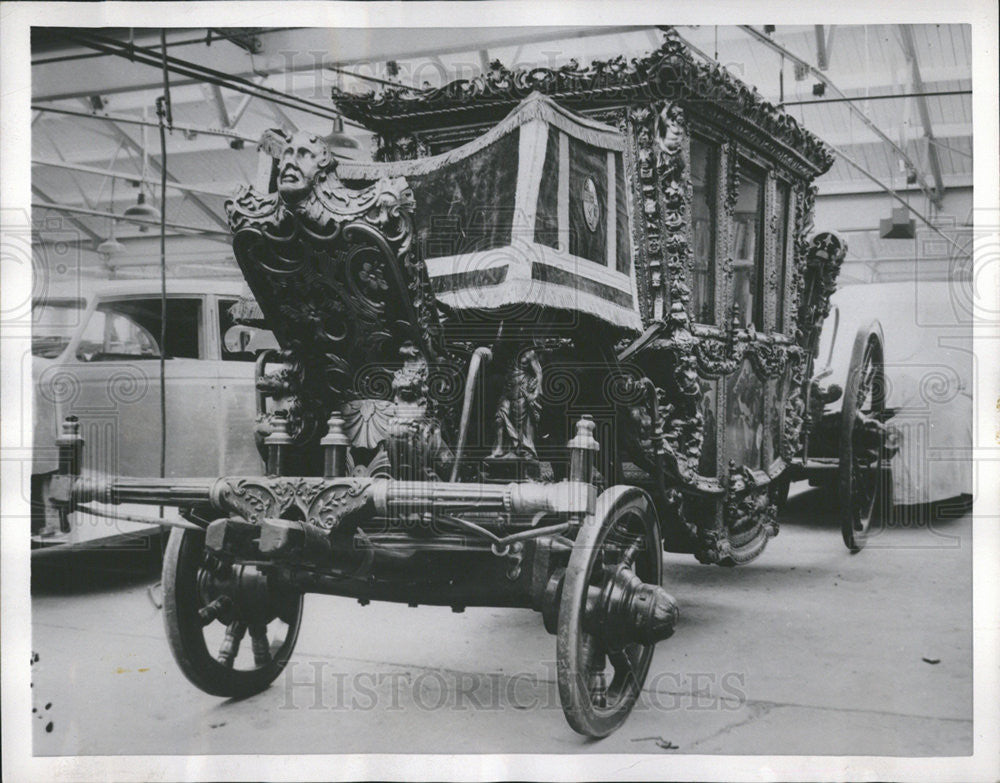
[
  {"xmin": 585, "ymin": 565, "xmax": 678, "ymax": 646},
  {"xmin": 196, "ymin": 558, "xmax": 280, "ymax": 628},
  {"xmin": 543, "ymin": 565, "xmax": 678, "ymax": 646}
]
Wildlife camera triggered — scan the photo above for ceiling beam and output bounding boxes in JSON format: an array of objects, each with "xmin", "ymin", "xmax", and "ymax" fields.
[
  {"xmin": 814, "ymin": 25, "xmax": 828, "ymax": 70},
  {"xmin": 208, "ymin": 84, "xmax": 232, "ymax": 128},
  {"xmin": 38, "ymin": 122, "xmax": 97, "ymax": 210},
  {"xmin": 739, "ymin": 25, "xmax": 940, "ymax": 209},
  {"xmin": 34, "ymin": 158, "xmax": 232, "ymax": 198},
  {"xmin": 31, "ymin": 200, "xmax": 231, "ymax": 237},
  {"xmin": 32, "ymin": 103, "xmax": 258, "ymax": 144},
  {"xmin": 803, "ymin": 121, "xmax": 971, "ymax": 149},
  {"xmin": 96, "ymin": 113, "xmax": 230, "ymax": 230},
  {"xmin": 816, "ymin": 172, "xmax": 971, "ymax": 196},
  {"xmin": 825, "ymin": 25, "xmax": 838, "ymax": 68},
  {"xmin": 262, "ymin": 101, "xmax": 299, "ymax": 134},
  {"xmin": 898, "ymin": 24, "xmax": 946, "ymax": 207},
  {"xmin": 31, "ymin": 184, "xmax": 102, "ymax": 243},
  {"xmin": 227, "ymin": 79, "xmax": 262, "ymax": 130},
  {"xmin": 32, "ymin": 27, "xmax": 651, "ymax": 102}
]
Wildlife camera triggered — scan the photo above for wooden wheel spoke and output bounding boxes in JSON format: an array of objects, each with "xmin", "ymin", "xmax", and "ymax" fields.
[
  {"xmin": 858, "ymin": 354, "xmax": 876, "ymax": 398},
  {"xmin": 557, "ymin": 488, "xmax": 664, "ymax": 737},
  {"xmin": 216, "ymin": 621, "xmax": 247, "ymax": 668},
  {"xmin": 197, "ymin": 595, "xmax": 230, "ymax": 627},
  {"xmin": 608, "ymin": 646, "xmax": 638, "ymax": 682},
  {"xmin": 583, "ymin": 641, "xmax": 608, "ymax": 708},
  {"xmin": 248, "ymin": 624, "xmax": 272, "ymax": 666},
  {"xmin": 619, "ymin": 535, "xmax": 643, "ymax": 569},
  {"xmin": 611, "ymin": 644, "xmax": 649, "ymax": 699}
]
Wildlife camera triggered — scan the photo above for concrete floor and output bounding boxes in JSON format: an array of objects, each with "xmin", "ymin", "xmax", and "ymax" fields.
[{"xmin": 30, "ymin": 485, "xmax": 973, "ymax": 757}]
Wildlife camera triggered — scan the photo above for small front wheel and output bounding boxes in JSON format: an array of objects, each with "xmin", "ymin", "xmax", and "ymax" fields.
[
  {"xmin": 162, "ymin": 526, "xmax": 303, "ymax": 698},
  {"xmin": 557, "ymin": 487, "xmax": 677, "ymax": 738}
]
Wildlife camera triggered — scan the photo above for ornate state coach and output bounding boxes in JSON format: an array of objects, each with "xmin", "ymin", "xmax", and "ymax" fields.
[{"xmin": 46, "ymin": 30, "xmax": 889, "ymax": 737}]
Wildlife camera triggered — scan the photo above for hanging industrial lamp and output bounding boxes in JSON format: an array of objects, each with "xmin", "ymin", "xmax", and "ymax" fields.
[
  {"xmin": 879, "ymin": 206, "xmax": 917, "ymax": 239},
  {"xmin": 96, "ymin": 230, "xmax": 125, "ymax": 258},
  {"xmin": 97, "ymin": 176, "xmax": 125, "ymax": 258},
  {"xmin": 124, "ymin": 191, "xmax": 161, "ymax": 230},
  {"xmin": 124, "ymin": 108, "xmax": 162, "ymax": 231},
  {"xmin": 322, "ymin": 115, "xmax": 362, "ymax": 157}
]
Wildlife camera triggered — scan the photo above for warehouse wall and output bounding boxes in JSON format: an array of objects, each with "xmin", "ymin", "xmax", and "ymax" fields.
[{"xmin": 815, "ymin": 185, "xmax": 972, "ymax": 285}]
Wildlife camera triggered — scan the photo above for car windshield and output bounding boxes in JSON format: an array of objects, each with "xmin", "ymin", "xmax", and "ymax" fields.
[{"xmin": 32, "ymin": 297, "xmax": 87, "ymax": 358}]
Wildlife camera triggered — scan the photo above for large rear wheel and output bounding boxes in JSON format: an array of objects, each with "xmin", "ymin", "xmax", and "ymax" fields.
[{"xmin": 839, "ymin": 325, "xmax": 887, "ymax": 553}]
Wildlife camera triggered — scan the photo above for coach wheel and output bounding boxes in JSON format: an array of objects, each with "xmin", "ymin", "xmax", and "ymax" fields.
[
  {"xmin": 839, "ymin": 325, "xmax": 886, "ymax": 553},
  {"xmin": 162, "ymin": 526, "xmax": 303, "ymax": 698},
  {"xmin": 557, "ymin": 487, "xmax": 678, "ymax": 738}
]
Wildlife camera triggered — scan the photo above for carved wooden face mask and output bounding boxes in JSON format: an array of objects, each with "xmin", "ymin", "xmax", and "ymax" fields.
[{"xmin": 277, "ymin": 132, "xmax": 333, "ymax": 203}]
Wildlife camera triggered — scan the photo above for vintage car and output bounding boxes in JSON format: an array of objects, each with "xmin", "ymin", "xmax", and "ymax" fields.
[
  {"xmin": 44, "ymin": 30, "xmax": 890, "ymax": 736},
  {"xmin": 815, "ymin": 279, "xmax": 971, "ymax": 511},
  {"xmin": 31, "ymin": 278, "xmax": 272, "ymax": 551}
]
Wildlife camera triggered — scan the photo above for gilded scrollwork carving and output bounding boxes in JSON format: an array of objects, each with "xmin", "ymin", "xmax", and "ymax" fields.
[
  {"xmin": 798, "ymin": 231, "xmax": 847, "ymax": 341},
  {"xmin": 228, "ymin": 131, "xmax": 416, "ymax": 236},
  {"xmin": 747, "ymin": 341, "xmax": 789, "ymax": 378},
  {"xmin": 341, "ymin": 399, "xmax": 397, "ymax": 449},
  {"xmin": 627, "ymin": 102, "xmax": 668, "ymax": 322},
  {"xmin": 212, "ymin": 476, "xmax": 328, "ymax": 524},
  {"xmin": 212, "ymin": 479, "xmax": 280, "ymax": 525},
  {"xmin": 781, "ymin": 352, "xmax": 807, "ymax": 462}
]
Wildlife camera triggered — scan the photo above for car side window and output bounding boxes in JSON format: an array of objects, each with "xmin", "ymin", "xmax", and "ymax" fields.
[
  {"xmin": 218, "ymin": 298, "xmax": 257, "ymax": 362},
  {"xmin": 76, "ymin": 298, "xmax": 201, "ymax": 362}
]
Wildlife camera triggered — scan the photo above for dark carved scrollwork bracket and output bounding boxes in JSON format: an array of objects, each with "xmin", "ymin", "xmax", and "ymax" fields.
[
  {"xmin": 688, "ymin": 463, "xmax": 779, "ymax": 566},
  {"xmin": 690, "ymin": 328, "xmax": 795, "ymax": 380},
  {"xmin": 210, "ymin": 476, "xmax": 375, "ymax": 532},
  {"xmin": 226, "ymin": 129, "xmax": 445, "ymax": 440}
]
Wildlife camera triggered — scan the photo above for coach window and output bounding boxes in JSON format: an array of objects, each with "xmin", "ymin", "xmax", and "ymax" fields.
[
  {"xmin": 732, "ymin": 162, "xmax": 766, "ymax": 330},
  {"xmin": 774, "ymin": 180, "xmax": 792, "ymax": 332},
  {"xmin": 690, "ymin": 135, "xmax": 717, "ymax": 324}
]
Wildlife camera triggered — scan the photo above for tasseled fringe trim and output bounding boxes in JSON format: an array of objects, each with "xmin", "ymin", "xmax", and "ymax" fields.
[{"xmin": 433, "ymin": 276, "xmax": 642, "ymax": 332}]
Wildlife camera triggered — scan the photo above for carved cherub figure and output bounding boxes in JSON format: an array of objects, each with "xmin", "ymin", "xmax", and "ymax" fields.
[
  {"xmin": 491, "ymin": 349, "xmax": 543, "ymax": 461},
  {"xmin": 654, "ymin": 103, "xmax": 684, "ymax": 162}
]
